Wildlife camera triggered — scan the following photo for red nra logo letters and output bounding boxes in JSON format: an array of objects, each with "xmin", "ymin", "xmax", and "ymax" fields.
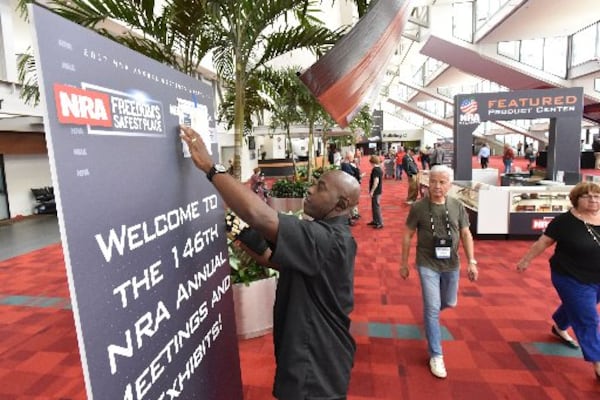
[{"xmin": 54, "ymin": 84, "xmax": 112, "ymax": 127}]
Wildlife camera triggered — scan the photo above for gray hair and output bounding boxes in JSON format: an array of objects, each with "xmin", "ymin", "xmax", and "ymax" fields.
[{"xmin": 430, "ymin": 165, "xmax": 454, "ymax": 183}]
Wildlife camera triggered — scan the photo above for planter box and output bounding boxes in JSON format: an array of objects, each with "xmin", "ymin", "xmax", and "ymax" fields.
[
  {"xmin": 268, "ymin": 197, "xmax": 304, "ymax": 213},
  {"xmin": 232, "ymin": 276, "xmax": 277, "ymax": 339}
]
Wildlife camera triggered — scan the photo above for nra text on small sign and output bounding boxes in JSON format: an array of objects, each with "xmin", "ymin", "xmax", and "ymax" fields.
[
  {"xmin": 531, "ymin": 217, "xmax": 555, "ymax": 230},
  {"xmin": 54, "ymin": 83, "xmax": 165, "ymax": 137}
]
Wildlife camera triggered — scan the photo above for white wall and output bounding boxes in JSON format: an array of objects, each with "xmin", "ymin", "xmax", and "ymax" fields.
[{"xmin": 4, "ymin": 154, "xmax": 52, "ymax": 217}]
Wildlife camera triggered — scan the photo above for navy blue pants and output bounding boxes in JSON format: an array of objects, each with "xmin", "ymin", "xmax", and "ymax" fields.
[{"xmin": 551, "ymin": 270, "xmax": 600, "ymax": 362}]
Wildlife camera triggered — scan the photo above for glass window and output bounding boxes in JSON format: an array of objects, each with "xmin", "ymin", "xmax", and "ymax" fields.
[
  {"xmin": 543, "ymin": 36, "xmax": 567, "ymax": 77},
  {"xmin": 498, "ymin": 41, "xmax": 520, "ymax": 60},
  {"xmin": 520, "ymin": 39, "xmax": 544, "ymax": 69},
  {"xmin": 437, "ymin": 87, "xmax": 451, "ymax": 98},
  {"xmin": 572, "ymin": 23, "xmax": 597, "ymax": 66},
  {"xmin": 595, "ymin": 78, "xmax": 600, "ymax": 93},
  {"xmin": 453, "ymin": 2, "xmax": 473, "ymax": 42}
]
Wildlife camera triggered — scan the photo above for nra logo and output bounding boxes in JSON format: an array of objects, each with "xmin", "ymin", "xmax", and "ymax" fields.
[
  {"xmin": 54, "ymin": 84, "xmax": 112, "ymax": 127},
  {"xmin": 531, "ymin": 217, "xmax": 554, "ymax": 230},
  {"xmin": 52, "ymin": 83, "xmax": 165, "ymax": 137}
]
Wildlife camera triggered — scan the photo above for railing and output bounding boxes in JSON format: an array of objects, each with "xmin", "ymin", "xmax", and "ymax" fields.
[
  {"xmin": 411, "ymin": 57, "xmax": 447, "ymax": 88},
  {"xmin": 571, "ymin": 20, "xmax": 600, "ymax": 67},
  {"xmin": 451, "ymin": 0, "xmax": 514, "ymax": 44},
  {"xmin": 497, "ymin": 37, "xmax": 568, "ymax": 78},
  {"xmin": 495, "ymin": 20, "xmax": 600, "ymax": 79}
]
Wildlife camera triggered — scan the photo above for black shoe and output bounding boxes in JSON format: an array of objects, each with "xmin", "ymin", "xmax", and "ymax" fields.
[
  {"xmin": 551, "ymin": 325, "xmax": 579, "ymax": 349},
  {"xmin": 367, "ymin": 221, "xmax": 376, "ymax": 226},
  {"xmin": 374, "ymin": 224, "xmax": 384, "ymax": 229}
]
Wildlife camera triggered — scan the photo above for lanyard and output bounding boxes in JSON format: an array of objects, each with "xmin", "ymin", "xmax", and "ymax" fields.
[{"xmin": 428, "ymin": 199, "xmax": 450, "ymax": 237}]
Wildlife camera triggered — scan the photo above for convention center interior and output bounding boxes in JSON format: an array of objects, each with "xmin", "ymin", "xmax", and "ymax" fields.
[{"xmin": 1, "ymin": 0, "xmax": 600, "ymax": 399}]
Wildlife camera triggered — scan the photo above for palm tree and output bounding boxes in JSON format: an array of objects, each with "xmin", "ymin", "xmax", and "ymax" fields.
[
  {"xmin": 266, "ymin": 67, "xmax": 303, "ymax": 175},
  {"xmin": 348, "ymin": 105, "xmax": 373, "ymax": 138},
  {"xmin": 18, "ymin": 0, "xmax": 345, "ymax": 180},
  {"xmin": 206, "ymin": 0, "xmax": 344, "ymax": 179},
  {"xmin": 18, "ymin": 0, "xmax": 215, "ymax": 76},
  {"xmin": 262, "ymin": 66, "xmax": 336, "ymax": 180},
  {"xmin": 295, "ymin": 73, "xmax": 335, "ymax": 177}
]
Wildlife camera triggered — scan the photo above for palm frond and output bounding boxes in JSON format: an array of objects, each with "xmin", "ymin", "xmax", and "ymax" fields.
[
  {"xmin": 16, "ymin": 50, "xmax": 39, "ymax": 106},
  {"xmin": 254, "ymin": 25, "xmax": 346, "ymax": 70}
]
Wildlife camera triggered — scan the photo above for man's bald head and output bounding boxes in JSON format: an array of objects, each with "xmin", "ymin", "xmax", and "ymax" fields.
[
  {"xmin": 330, "ymin": 170, "xmax": 360, "ymax": 208},
  {"xmin": 303, "ymin": 170, "xmax": 361, "ymax": 220}
]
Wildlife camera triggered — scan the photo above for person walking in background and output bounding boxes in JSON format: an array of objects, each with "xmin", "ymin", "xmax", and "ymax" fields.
[
  {"xmin": 354, "ymin": 147, "xmax": 362, "ymax": 168},
  {"xmin": 402, "ymin": 148, "xmax": 419, "ymax": 204},
  {"xmin": 517, "ymin": 141, "xmax": 523, "ymax": 156},
  {"xmin": 333, "ymin": 148, "xmax": 342, "ymax": 167},
  {"xmin": 367, "ymin": 155, "xmax": 384, "ymax": 229},
  {"xmin": 180, "ymin": 125, "xmax": 361, "ymax": 399},
  {"xmin": 420, "ymin": 145, "xmax": 431, "ymax": 170},
  {"xmin": 394, "ymin": 146, "xmax": 405, "ymax": 181},
  {"xmin": 478, "ymin": 143, "xmax": 490, "ymax": 169},
  {"xmin": 517, "ymin": 182, "xmax": 600, "ymax": 381},
  {"xmin": 502, "ymin": 143, "xmax": 515, "ymax": 174},
  {"xmin": 249, "ymin": 167, "xmax": 268, "ymax": 202},
  {"xmin": 341, "ymin": 151, "xmax": 362, "ymax": 225},
  {"xmin": 593, "ymin": 138, "xmax": 600, "ymax": 170},
  {"xmin": 430, "ymin": 143, "xmax": 445, "ymax": 167},
  {"xmin": 400, "ymin": 165, "xmax": 478, "ymax": 379},
  {"xmin": 525, "ymin": 144, "xmax": 536, "ymax": 170}
]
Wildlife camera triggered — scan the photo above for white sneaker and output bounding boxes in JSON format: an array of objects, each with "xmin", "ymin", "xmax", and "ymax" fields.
[{"xmin": 429, "ymin": 356, "xmax": 447, "ymax": 378}]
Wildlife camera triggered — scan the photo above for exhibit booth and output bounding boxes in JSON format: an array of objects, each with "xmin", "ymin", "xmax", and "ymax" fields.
[{"xmin": 423, "ymin": 88, "xmax": 584, "ymax": 238}]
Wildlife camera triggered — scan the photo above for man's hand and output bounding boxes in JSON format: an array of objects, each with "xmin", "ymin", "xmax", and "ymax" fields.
[
  {"xmin": 400, "ymin": 265, "xmax": 410, "ymax": 280},
  {"xmin": 180, "ymin": 125, "xmax": 212, "ymax": 173},
  {"xmin": 467, "ymin": 264, "xmax": 478, "ymax": 282}
]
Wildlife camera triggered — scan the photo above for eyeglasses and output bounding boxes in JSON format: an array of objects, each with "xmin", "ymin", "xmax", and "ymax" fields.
[{"xmin": 580, "ymin": 194, "xmax": 600, "ymax": 201}]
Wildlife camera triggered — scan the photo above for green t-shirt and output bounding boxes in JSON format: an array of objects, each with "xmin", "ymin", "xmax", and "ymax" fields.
[{"xmin": 406, "ymin": 197, "xmax": 469, "ymax": 272}]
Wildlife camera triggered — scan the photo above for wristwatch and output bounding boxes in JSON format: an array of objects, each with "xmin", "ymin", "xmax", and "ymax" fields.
[
  {"xmin": 468, "ymin": 259, "xmax": 478, "ymax": 265},
  {"xmin": 206, "ymin": 163, "xmax": 228, "ymax": 182}
]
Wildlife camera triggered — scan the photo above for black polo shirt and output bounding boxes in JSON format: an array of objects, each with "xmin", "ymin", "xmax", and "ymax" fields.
[{"xmin": 270, "ymin": 213, "xmax": 356, "ymax": 400}]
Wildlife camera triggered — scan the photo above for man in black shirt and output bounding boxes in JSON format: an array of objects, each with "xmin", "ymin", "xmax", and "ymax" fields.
[
  {"xmin": 180, "ymin": 126, "xmax": 361, "ymax": 400},
  {"xmin": 368, "ymin": 155, "xmax": 384, "ymax": 229}
]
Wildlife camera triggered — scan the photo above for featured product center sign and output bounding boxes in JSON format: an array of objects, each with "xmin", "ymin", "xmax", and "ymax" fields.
[{"xmin": 30, "ymin": 5, "xmax": 242, "ymax": 399}]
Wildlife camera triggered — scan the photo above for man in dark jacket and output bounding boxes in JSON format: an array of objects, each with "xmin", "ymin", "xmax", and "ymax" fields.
[
  {"xmin": 403, "ymin": 148, "xmax": 419, "ymax": 204},
  {"xmin": 341, "ymin": 151, "xmax": 362, "ymax": 224}
]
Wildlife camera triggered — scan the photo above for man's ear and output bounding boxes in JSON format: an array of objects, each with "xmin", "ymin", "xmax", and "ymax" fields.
[{"xmin": 336, "ymin": 197, "xmax": 349, "ymax": 211}]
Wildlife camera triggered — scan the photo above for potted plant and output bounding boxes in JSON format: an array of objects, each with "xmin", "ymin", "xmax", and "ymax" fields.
[
  {"xmin": 225, "ymin": 210, "xmax": 278, "ymax": 339},
  {"xmin": 267, "ymin": 178, "xmax": 309, "ymax": 213}
]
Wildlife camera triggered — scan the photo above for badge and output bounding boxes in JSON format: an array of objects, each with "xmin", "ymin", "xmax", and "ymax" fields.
[{"xmin": 434, "ymin": 237, "xmax": 452, "ymax": 259}]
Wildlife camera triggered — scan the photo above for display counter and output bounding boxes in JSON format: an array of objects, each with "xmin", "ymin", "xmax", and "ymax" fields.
[
  {"xmin": 418, "ymin": 171, "xmax": 573, "ymax": 237},
  {"xmin": 536, "ymin": 150, "xmax": 595, "ymax": 169},
  {"xmin": 500, "ymin": 172, "xmax": 542, "ymax": 186}
]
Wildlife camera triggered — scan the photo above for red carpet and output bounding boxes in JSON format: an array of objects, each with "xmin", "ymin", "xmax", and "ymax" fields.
[{"xmin": 1, "ymin": 156, "xmax": 599, "ymax": 399}]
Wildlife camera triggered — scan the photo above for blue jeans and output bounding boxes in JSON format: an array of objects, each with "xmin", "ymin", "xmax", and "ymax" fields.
[
  {"xmin": 395, "ymin": 164, "xmax": 403, "ymax": 180},
  {"xmin": 503, "ymin": 160, "xmax": 512, "ymax": 173},
  {"xmin": 551, "ymin": 270, "xmax": 600, "ymax": 362},
  {"xmin": 418, "ymin": 266, "xmax": 460, "ymax": 357}
]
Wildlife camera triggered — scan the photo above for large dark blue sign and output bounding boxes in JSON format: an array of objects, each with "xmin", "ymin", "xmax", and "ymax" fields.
[
  {"xmin": 453, "ymin": 87, "xmax": 584, "ymax": 183},
  {"xmin": 30, "ymin": 5, "xmax": 242, "ymax": 399}
]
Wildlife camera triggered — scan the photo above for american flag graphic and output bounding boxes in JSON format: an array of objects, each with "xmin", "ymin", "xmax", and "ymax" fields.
[{"xmin": 460, "ymin": 98, "xmax": 478, "ymax": 114}]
